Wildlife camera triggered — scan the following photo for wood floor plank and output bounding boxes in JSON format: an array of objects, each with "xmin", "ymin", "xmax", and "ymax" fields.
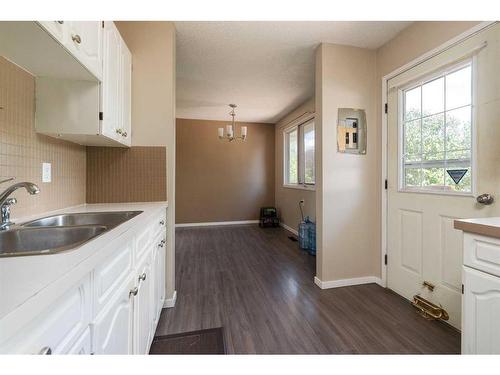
[{"xmin": 155, "ymin": 225, "xmax": 460, "ymax": 354}]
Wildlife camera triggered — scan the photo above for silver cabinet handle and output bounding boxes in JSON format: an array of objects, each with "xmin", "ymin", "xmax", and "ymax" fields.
[
  {"xmin": 139, "ymin": 273, "xmax": 147, "ymax": 282},
  {"xmin": 158, "ymin": 242, "xmax": 164, "ymax": 248},
  {"xmin": 39, "ymin": 346, "xmax": 52, "ymax": 355},
  {"xmin": 115, "ymin": 128, "xmax": 123, "ymax": 135},
  {"xmin": 122, "ymin": 131, "xmax": 127, "ymax": 138},
  {"xmin": 477, "ymin": 193, "xmax": 494, "ymax": 205},
  {"xmin": 161, "ymin": 239, "xmax": 165, "ymax": 245},
  {"xmin": 129, "ymin": 286, "xmax": 138, "ymax": 297},
  {"xmin": 159, "ymin": 220, "xmax": 165, "ymax": 225},
  {"xmin": 71, "ymin": 34, "xmax": 82, "ymax": 44}
]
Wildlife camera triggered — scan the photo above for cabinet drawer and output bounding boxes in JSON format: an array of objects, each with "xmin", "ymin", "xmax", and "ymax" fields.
[
  {"xmin": 464, "ymin": 233, "xmax": 500, "ymax": 277},
  {"xmin": 93, "ymin": 234, "xmax": 134, "ymax": 315},
  {"xmin": 0, "ymin": 275, "xmax": 91, "ymax": 354},
  {"xmin": 135, "ymin": 211, "xmax": 166, "ymax": 263}
]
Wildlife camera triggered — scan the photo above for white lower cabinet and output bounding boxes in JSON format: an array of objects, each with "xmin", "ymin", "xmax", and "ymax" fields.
[
  {"xmin": 462, "ymin": 266, "xmax": 500, "ymax": 354},
  {"xmin": 0, "ymin": 209, "xmax": 167, "ymax": 355}
]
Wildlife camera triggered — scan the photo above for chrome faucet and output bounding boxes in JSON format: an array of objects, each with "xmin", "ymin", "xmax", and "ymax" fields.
[{"xmin": 0, "ymin": 178, "xmax": 40, "ymax": 230}]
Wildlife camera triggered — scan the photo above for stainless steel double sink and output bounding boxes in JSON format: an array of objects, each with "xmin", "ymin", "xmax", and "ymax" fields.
[{"xmin": 0, "ymin": 211, "xmax": 142, "ymax": 257}]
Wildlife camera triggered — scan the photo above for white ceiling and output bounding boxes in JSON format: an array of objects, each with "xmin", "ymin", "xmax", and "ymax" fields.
[{"xmin": 175, "ymin": 21, "xmax": 412, "ymax": 123}]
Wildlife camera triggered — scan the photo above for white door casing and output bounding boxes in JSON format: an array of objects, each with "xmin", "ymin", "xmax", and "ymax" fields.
[{"xmin": 386, "ymin": 23, "xmax": 500, "ymax": 329}]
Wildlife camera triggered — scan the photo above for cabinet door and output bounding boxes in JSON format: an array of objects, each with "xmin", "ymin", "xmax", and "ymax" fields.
[
  {"xmin": 463, "ymin": 267, "xmax": 500, "ymax": 354},
  {"xmin": 65, "ymin": 21, "xmax": 103, "ymax": 80},
  {"xmin": 134, "ymin": 259, "xmax": 153, "ymax": 354},
  {"xmin": 119, "ymin": 38, "xmax": 132, "ymax": 146},
  {"xmin": 101, "ymin": 21, "xmax": 121, "ymax": 141},
  {"xmin": 93, "ymin": 276, "xmax": 134, "ymax": 355},
  {"xmin": 153, "ymin": 239, "xmax": 166, "ymax": 326}
]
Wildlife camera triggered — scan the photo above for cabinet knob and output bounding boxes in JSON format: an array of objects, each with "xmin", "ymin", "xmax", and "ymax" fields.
[
  {"xmin": 56, "ymin": 21, "xmax": 64, "ymax": 24},
  {"xmin": 477, "ymin": 193, "xmax": 494, "ymax": 205},
  {"xmin": 159, "ymin": 220, "xmax": 165, "ymax": 225},
  {"xmin": 71, "ymin": 34, "xmax": 82, "ymax": 44},
  {"xmin": 39, "ymin": 346, "xmax": 52, "ymax": 355},
  {"xmin": 129, "ymin": 286, "xmax": 139, "ymax": 297},
  {"xmin": 122, "ymin": 131, "xmax": 127, "ymax": 138},
  {"xmin": 158, "ymin": 242, "xmax": 164, "ymax": 248},
  {"xmin": 115, "ymin": 128, "xmax": 123, "ymax": 135},
  {"xmin": 139, "ymin": 273, "xmax": 147, "ymax": 282}
]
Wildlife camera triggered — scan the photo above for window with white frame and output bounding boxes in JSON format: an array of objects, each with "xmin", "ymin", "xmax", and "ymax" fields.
[
  {"xmin": 401, "ymin": 60, "xmax": 473, "ymax": 193},
  {"xmin": 284, "ymin": 119, "xmax": 315, "ymax": 187}
]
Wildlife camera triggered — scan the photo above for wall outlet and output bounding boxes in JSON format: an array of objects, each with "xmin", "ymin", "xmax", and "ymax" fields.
[{"xmin": 42, "ymin": 162, "xmax": 51, "ymax": 183}]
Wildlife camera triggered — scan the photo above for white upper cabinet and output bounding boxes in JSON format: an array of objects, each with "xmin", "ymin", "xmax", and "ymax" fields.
[{"xmin": 33, "ymin": 21, "xmax": 132, "ymax": 147}]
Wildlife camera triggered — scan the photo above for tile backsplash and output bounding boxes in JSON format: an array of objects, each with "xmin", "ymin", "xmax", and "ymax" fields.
[{"xmin": 0, "ymin": 57, "xmax": 86, "ymax": 219}]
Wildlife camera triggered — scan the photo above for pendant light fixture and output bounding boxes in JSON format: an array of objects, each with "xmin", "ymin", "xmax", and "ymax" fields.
[{"xmin": 218, "ymin": 104, "xmax": 247, "ymax": 142}]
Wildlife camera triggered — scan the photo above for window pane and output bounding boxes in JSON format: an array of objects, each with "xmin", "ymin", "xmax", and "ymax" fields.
[
  {"xmin": 287, "ymin": 129, "xmax": 298, "ymax": 184},
  {"xmin": 422, "ymin": 77, "xmax": 444, "ymax": 116},
  {"xmin": 303, "ymin": 121, "xmax": 315, "ymax": 184},
  {"xmin": 404, "ymin": 119, "xmax": 421, "ymax": 157},
  {"xmin": 405, "ymin": 167, "xmax": 421, "ymax": 187},
  {"xmin": 446, "ymin": 65, "xmax": 472, "ymax": 110},
  {"xmin": 405, "ymin": 87, "xmax": 421, "ymax": 121},
  {"xmin": 446, "ymin": 106, "xmax": 471, "ymax": 152},
  {"xmin": 422, "ymin": 114, "xmax": 444, "ymax": 158},
  {"xmin": 421, "ymin": 167, "xmax": 444, "ymax": 188}
]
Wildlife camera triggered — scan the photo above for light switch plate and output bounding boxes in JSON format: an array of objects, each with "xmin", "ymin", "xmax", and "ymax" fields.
[{"xmin": 42, "ymin": 162, "xmax": 51, "ymax": 183}]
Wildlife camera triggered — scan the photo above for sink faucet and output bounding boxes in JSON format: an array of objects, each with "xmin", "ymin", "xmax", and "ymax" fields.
[{"xmin": 0, "ymin": 178, "xmax": 40, "ymax": 230}]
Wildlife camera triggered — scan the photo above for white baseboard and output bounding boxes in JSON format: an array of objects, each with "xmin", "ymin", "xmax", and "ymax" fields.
[
  {"xmin": 176, "ymin": 220, "xmax": 259, "ymax": 227},
  {"xmin": 314, "ymin": 276, "xmax": 383, "ymax": 289},
  {"xmin": 280, "ymin": 222, "xmax": 298, "ymax": 236},
  {"xmin": 163, "ymin": 290, "xmax": 177, "ymax": 308}
]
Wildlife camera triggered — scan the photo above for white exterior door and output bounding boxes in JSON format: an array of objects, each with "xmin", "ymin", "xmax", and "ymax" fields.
[{"xmin": 386, "ymin": 23, "xmax": 500, "ymax": 329}]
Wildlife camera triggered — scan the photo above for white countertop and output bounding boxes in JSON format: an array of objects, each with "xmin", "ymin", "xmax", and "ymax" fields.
[{"xmin": 1, "ymin": 202, "xmax": 168, "ymax": 320}]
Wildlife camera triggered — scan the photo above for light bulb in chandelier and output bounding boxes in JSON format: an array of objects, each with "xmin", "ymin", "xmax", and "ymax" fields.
[{"xmin": 218, "ymin": 104, "xmax": 247, "ymax": 142}]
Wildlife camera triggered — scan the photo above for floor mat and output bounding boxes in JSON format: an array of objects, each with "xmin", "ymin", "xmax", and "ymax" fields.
[{"xmin": 149, "ymin": 327, "xmax": 226, "ymax": 354}]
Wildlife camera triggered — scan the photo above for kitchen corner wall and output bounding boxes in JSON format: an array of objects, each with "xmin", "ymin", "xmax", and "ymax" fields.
[
  {"xmin": 114, "ymin": 21, "xmax": 177, "ymax": 302},
  {"xmin": 176, "ymin": 118, "xmax": 275, "ymax": 224},
  {"xmin": 0, "ymin": 57, "xmax": 86, "ymax": 219},
  {"xmin": 275, "ymin": 98, "xmax": 316, "ymax": 232},
  {"xmin": 315, "ymin": 43, "xmax": 378, "ymax": 283}
]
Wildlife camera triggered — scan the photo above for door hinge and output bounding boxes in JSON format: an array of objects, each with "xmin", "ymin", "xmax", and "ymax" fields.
[
  {"xmin": 99, "ymin": 112, "xmax": 103, "ymax": 121},
  {"xmin": 462, "ymin": 284, "xmax": 464, "ymax": 294},
  {"xmin": 384, "ymin": 254, "xmax": 388, "ymax": 265},
  {"xmin": 102, "ymin": 21, "xmax": 104, "ymax": 28},
  {"xmin": 384, "ymin": 103, "xmax": 388, "ymax": 114},
  {"xmin": 385, "ymin": 179, "xmax": 388, "ymax": 190}
]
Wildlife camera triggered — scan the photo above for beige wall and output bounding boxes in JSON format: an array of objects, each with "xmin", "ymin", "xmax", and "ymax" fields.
[
  {"xmin": 115, "ymin": 21, "xmax": 177, "ymax": 301},
  {"xmin": 315, "ymin": 43, "xmax": 378, "ymax": 282},
  {"xmin": 176, "ymin": 118, "xmax": 275, "ymax": 223},
  {"xmin": 0, "ymin": 57, "xmax": 86, "ymax": 219},
  {"xmin": 274, "ymin": 98, "xmax": 316, "ymax": 232}
]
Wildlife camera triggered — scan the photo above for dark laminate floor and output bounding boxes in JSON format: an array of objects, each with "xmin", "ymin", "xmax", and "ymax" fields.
[{"xmin": 155, "ymin": 225, "xmax": 460, "ymax": 354}]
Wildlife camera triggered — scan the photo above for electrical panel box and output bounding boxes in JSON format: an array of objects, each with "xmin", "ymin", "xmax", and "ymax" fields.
[{"xmin": 337, "ymin": 108, "xmax": 367, "ymax": 154}]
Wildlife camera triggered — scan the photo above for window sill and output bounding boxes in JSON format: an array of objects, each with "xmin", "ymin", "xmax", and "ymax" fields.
[
  {"xmin": 283, "ymin": 184, "xmax": 316, "ymax": 191},
  {"xmin": 398, "ymin": 187, "xmax": 474, "ymax": 197}
]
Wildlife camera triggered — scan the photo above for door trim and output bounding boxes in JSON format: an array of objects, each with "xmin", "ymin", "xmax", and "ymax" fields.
[{"xmin": 380, "ymin": 21, "xmax": 496, "ymax": 288}]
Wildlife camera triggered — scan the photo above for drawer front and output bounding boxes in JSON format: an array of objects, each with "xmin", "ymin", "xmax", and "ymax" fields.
[
  {"xmin": 464, "ymin": 233, "xmax": 500, "ymax": 277},
  {"xmin": 0, "ymin": 275, "xmax": 91, "ymax": 354},
  {"xmin": 93, "ymin": 234, "xmax": 134, "ymax": 315}
]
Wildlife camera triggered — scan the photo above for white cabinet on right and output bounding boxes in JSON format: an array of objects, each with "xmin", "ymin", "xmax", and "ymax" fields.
[{"xmin": 462, "ymin": 267, "xmax": 500, "ymax": 354}]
